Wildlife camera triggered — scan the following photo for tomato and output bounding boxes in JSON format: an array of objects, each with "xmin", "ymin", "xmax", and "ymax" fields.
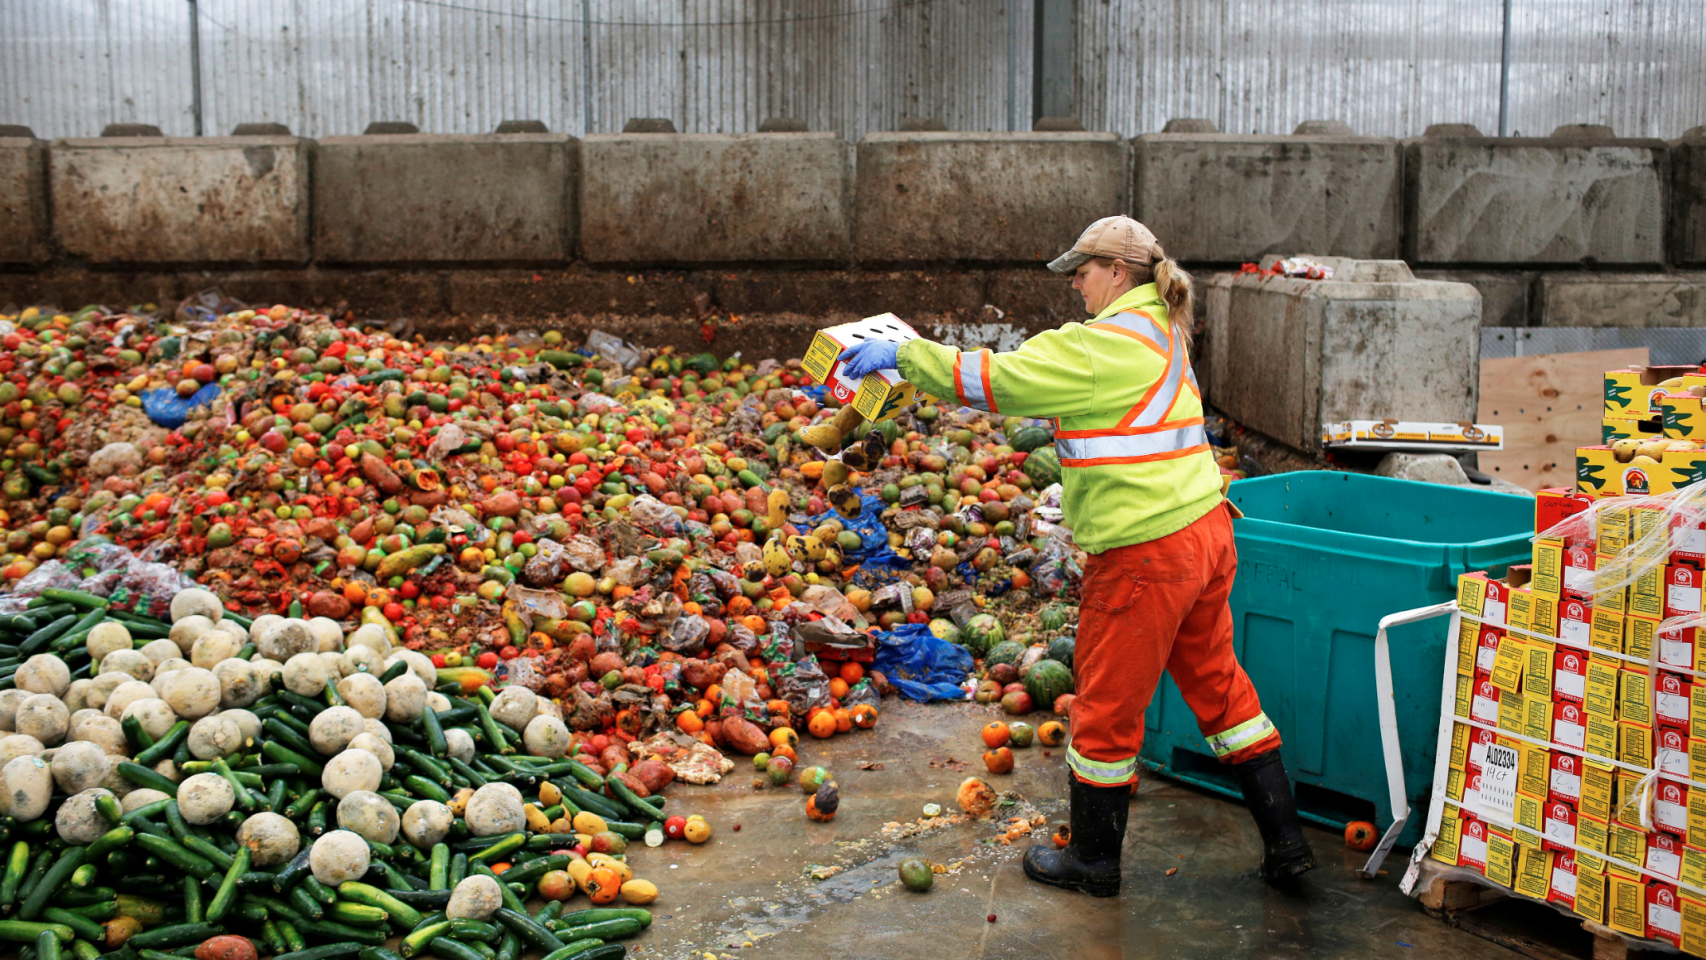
[
  {"xmin": 477, "ymin": 651, "xmax": 499, "ymax": 669},
  {"xmin": 430, "ymin": 654, "xmax": 447, "ymax": 668},
  {"xmin": 663, "ymin": 815, "xmax": 687, "ymax": 840}
]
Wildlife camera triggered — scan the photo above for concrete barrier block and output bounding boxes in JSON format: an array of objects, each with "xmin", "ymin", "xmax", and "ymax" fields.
[
  {"xmin": 50, "ymin": 136, "xmax": 310, "ymax": 265},
  {"xmin": 1404, "ymin": 133, "xmax": 1668, "ymax": 266},
  {"xmin": 0, "ymin": 135, "xmax": 48, "ymax": 264},
  {"xmin": 1536, "ymin": 273, "xmax": 1706, "ymax": 327},
  {"xmin": 580, "ymin": 133, "xmax": 851, "ymax": 263},
  {"xmin": 854, "ymin": 132, "xmax": 1127, "ymax": 263},
  {"xmin": 313, "ymin": 134, "xmax": 577, "ymax": 264},
  {"xmin": 1415, "ymin": 270, "xmax": 1534, "ymax": 326},
  {"xmin": 1131, "ymin": 133, "xmax": 1400, "ymax": 262},
  {"xmin": 1672, "ymin": 128, "xmax": 1706, "ymax": 267},
  {"xmin": 1204, "ymin": 258, "xmax": 1481, "ymax": 453}
]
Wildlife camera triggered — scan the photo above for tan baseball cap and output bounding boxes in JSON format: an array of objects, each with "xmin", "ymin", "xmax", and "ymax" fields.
[{"xmin": 1047, "ymin": 216, "xmax": 1162, "ymax": 274}]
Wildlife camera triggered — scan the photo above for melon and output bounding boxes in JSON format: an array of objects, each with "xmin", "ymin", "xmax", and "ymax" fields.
[
  {"xmin": 1009, "ymin": 424, "xmax": 1053, "ymax": 453},
  {"xmin": 927, "ymin": 618, "xmax": 961, "ymax": 644},
  {"xmin": 1023, "ymin": 446, "xmax": 1061, "ymax": 487},
  {"xmin": 985, "ymin": 640, "xmax": 1025, "ymax": 668},
  {"xmin": 1045, "ymin": 636, "xmax": 1075, "ymax": 669},
  {"xmin": 1025, "ymin": 660, "xmax": 1074, "ymax": 708},
  {"xmin": 1038, "ymin": 604, "xmax": 1074, "ymax": 632},
  {"xmin": 960, "ymin": 614, "xmax": 1005, "ymax": 658}
]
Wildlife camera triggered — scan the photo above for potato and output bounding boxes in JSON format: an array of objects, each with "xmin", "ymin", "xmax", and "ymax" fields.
[
  {"xmin": 62, "ymin": 679, "xmax": 91, "ymax": 714},
  {"xmin": 309, "ymin": 830, "xmax": 370, "ymax": 885},
  {"xmin": 382, "ymin": 672, "xmax": 426, "ymax": 724},
  {"xmin": 51, "ymin": 740, "xmax": 111, "ymax": 794},
  {"xmin": 0, "ymin": 735, "xmax": 43, "ymax": 765},
  {"xmin": 346, "ymin": 732, "xmax": 394, "ymax": 772},
  {"xmin": 17, "ymin": 655, "xmax": 70, "ymax": 697},
  {"xmin": 309, "ymin": 707, "xmax": 364, "ymax": 755},
  {"xmin": 188, "ymin": 715, "xmax": 243, "ymax": 760},
  {"xmin": 322, "ymin": 749, "xmax": 382, "ymax": 799},
  {"xmin": 190, "ymin": 631, "xmax": 243, "ymax": 670},
  {"xmin": 153, "ymin": 658, "xmax": 192, "ymax": 677},
  {"xmin": 72, "ymin": 715, "xmax": 127, "ymax": 757},
  {"xmin": 169, "ymin": 615, "xmax": 215, "ymax": 655},
  {"xmin": 443, "ymin": 727, "xmax": 475, "ymax": 764},
  {"xmin": 16, "ymin": 693, "xmax": 69, "ymax": 745},
  {"xmin": 213, "ymin": 659, "xmax": 260, "ymax": 708},
  {"xmin": 489, "ymin": 686, "xmax": 537, "ymax": 732},
  {"xmin": 171, "ymin": 588, "xmax": 225, "ymax": 624},
  {"xmin": 401, "ymin": 799, "xmax": 453, "ymax": 849},
  {"xmin": 337, "ymin": 790, "xmax": 400, "ymax": 843},
  {"xmin": 56, "ymin": 787, "xmax": 117, "ymax": 845},
  {"xmin": 340, "ymin": 645, "xmax": 384, "ymax": 679},
  {"xmin": 237, "ymin": 812, "xmax": 301, "ymax": 868},
  {"xmin": 388, "ymin": 650, "xmax": 437, "ymax": 689},
  {"xmin": 336, "ymin": 673, "xmax": 386, "ymax": 720},
  {"xmin": 536, "ymin": 698, "xmax": 564, "ymax": 723},
  {"xmin": 83, "ymin": 675, "xmax": 124, "ymax": 713},
  {"xmin": 719, "ymin": 716, "xmax": 769, "ymax": 756},
  {"xmin": 178, "ymin": 772, "xmax": 235, "ymax": 824},
  {"xmin": 283, "ymin": 653, "xmax": 329, "ymax": 697},
  {"xmin": 87, "ymin": 621, "xmax": 133, "ymax": 662},
  {"xmin": 446, "ymin": 874, "xmax": 502, "ymax": 920},
  {"xmin": 246, "ymin": 659, "xmax": 281, "ymax": 698},
  {"xmin": 121, "ymin": 698, "xmax": 177, "ymax": 740},
  {"xmin": 464, "ymin": 782, "xmax": 525, "ymax": 837},
  {"xmin": 0, "ymin": 755, "xmax": 51, "ymax": 820},
  {"xmin": 256, "ymin": 619, "xmax": 315, "ymax": 662},
  {"xmin": 426, "ymin": 691, "xmax": 451, "ymax": 714},
  {"xmin": 317, "ymin": 651, "xmax": 348, "ymax": 680},
  {"xmin": 247, "ymin": 615, "xmax": 282, "ymax": 645},
  {"xmin": 103, "ymin": 680, "xmax": 157, "ymax": 719},
  {"xmin": 346, "ymin": 623, "xmax": 392, "ymax": 658},
  {"xmin": 139, "ymin": 639, "xmax": 182, "ymax": 666},
  {"xmin": 0, "ymin": 689, "xmax": 27, "ymax": 732},
  {"xmin": 98, "ymin": 759, "xmax": 135, "ymax": 800},
  {"xmin": 523, "ymin": 715, "xmax": 570, "ymax": 758},
  {"xmin": 157, "ymin": 668, "xmax": 220, "ymax": 720},
  {"xmin": 100, "ymin": 649, "xmax": 153, "ymax": 682},
  {"xmin": 221, "ymin": 708, "xmax": 261, "ymax": 743},
  {"xmin": 122, "ymin": 787, "xmax": 170, "ymax": 813},
  {"xmin": 307, "ymin": 618, "xmax": 343, "ymax": 653},
  {"xmin": 361, "ymin": 718, "xmax": 393, "ymax": 744}
]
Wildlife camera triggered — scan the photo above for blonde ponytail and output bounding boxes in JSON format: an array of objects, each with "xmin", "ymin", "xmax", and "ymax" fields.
[{"xmin": 1152, "ymin": 255, "xmax": 1195, "ymax": 355}]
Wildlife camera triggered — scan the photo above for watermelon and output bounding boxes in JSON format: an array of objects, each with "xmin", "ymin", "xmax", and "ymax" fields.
[
  {"xmin": 1039, "ymin": 603, "xmax": 1074, "ymax": 632},
  {"xmin": 1045, "ymin": 636, "xmax": 1075, "ymax": 668},
  {"xmin": 1010, "ymin": 424, "xmax": 1054, "ymax": 453},
  {"xmin": 1025, "ymin": 659, "xmax": 1074, "ymax": 707},
  {"xmin": 985, "ymin": 640, "xmax": 1026, "ymax": 668},
  {"xmin": 927, "ymin": 618, "xmax": 961, "ymax": 644},
  {"xmin": 1023, "ymin": 446, "xmax": 1061, "ymax": 487},
  {"xmin": 961, "ymin": 614, "xmax": 1006, "ymax": 657}
]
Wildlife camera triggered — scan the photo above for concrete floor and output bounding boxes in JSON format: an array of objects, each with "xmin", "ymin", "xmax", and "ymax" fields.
[{"xmin": 600, "ymin": 700, "xmax": 1522, "ymax": 960}]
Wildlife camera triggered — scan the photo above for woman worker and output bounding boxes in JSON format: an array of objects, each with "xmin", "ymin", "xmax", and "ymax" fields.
[{"xmin": 837, "ymin": 216, "xmax": 1315, "ymax": 897}]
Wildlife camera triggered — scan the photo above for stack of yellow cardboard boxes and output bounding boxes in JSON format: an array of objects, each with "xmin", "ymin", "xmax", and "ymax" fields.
[
  {"xmin": 1587, "ymin": 365, "xmax": 1706, "ymax": 494},
  {"xmin": 1429, "ymin": 366, "xmax": 1706, "ymax": 951}
]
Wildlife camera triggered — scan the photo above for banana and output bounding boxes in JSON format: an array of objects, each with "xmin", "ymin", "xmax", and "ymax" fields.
[
  {"xmin": 828, "ymin": 484, "xmax": 862, "ymax": 517},
  {"xmin": 763, "ymin": 536, "xmax": 793, "ymax": 578},
  {"xmin": 831, "ymin": 405, "xmax": 864, "ymax": 436},
  {"xmin": 1612, "ymin": 439, "xmax": 1643, "ymax": 463},
  {"xmin": 800, "ymin": 424, "xmax": 844, "ymax": 451}
]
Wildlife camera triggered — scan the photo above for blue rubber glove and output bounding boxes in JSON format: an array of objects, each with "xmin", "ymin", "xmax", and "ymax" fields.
[{"xmin": 837, "ymin": 340, "xmax": 900, "ymax": 379}]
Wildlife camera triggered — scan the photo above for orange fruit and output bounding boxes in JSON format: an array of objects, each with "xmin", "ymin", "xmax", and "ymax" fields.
[
  {"xmin": 676, "ymin": 710, "xmax": 704, "ymax": 734},
  {"xmin": 839, "ymin": 661, "xmax": 864, "ymax": 684},
  {"xmin": 829, "ymin": 678, "xmax": 849, "ymax": 700},
  {"xmin": 807, "ymin": 711, "xmax": 837, "ymax": 739},
  {"xmin": 850, "ymin": 704, "xmax": 878, "ymax": 729},
  {"xmin": 1345, "ymin": 821, "xmax": 1378, "ymax": 851},
  {"xmin": 1037, "ymin": 720, "xmax": 1067, "ymax": 746},
  {"xmin": 769, "ymin": 727, "xmax": 799, "ymax": 749},
  {"xmin": 983, "ymin": 747, "xmax": 1015, "ymax": 774},
  {"xmin": 586, "ymin": 866, "xmax": 622, "ymax": 905},
  {"xmin": 981, "ymin": 722, "xmax": 1011, "ymax": 749},
  {"xmin": 772, "ymin": 743, "xmax": 797, "ymax": 763},
  {"xmin": 833, "ymin": 708, "xmax": 852, "ymax": 734}
]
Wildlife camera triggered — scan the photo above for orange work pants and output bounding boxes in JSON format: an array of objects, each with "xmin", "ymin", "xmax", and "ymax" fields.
[{"xmin": 1066, "ymin": 502, "xmax": 1280, "ymax": 787}]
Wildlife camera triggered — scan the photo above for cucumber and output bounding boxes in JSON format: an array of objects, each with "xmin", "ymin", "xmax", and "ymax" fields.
[
  {"xmin": 361, "ymin": 949, "xmax": 406, "ymax": 960},
  {"xmin": 37, "ymin": 589, "xmax": 108, "ymax": 611},
  {"xmin": 421, "ymin": 709, "xmax": 449, "ymax": 757},
  {"xmin": 183, "ymin": 877, "xmax": 204, "ymax": 924},
  {"xmin": 34, "ymin": 929, "xmax": 59, "ymax": 960},
  {"xmin": 327, "ymin": 902, "xmax": 388, "ymax": 927},
  {"xmin": 260, "ymin": 741, "xmax": 324, "ymax": 777},
  {"xmin": 297, "ymin": 920, "xmax": 385, "ymax": 946},
  {"xmin": 206, "ymin": 844, "xmax": 249, "ymax": 923},
  {"xmin": 128, "ymin": 922, "xmax": 224, "ymax": 949},
  {"xmin": 426, "ymin": 940, "xmax": 482, "ymax": 960},
  {"xmin": 85, "ymin": 826, "xmax": 134, "ymax": 861},
  {"xmin": 384, "ymin": 889, "xmax": 452, "ymax": 911},
  {"xmin": 274, "ymin": 849, "xmax": 314, "ymax": 892},
  {"xmin": 278, "ymin": 918, "xmax": 307, "ymax": 951},
  {"xmin": 538, "ymin": 941, "xmax": 612, "ymax": 960},
  {"xmin": 428, "ymin": 844, "xmax": 450, "ymax": 891},
  {"xmin": 116, "ymin": 762, "xmax": 179, "ymax": 797},
  {"xmin": 446, "ymin": 919, "xmax": 500, "ymax": 940},
  {"xmin": 0, "ymin": 921, "xmax": 71, "ymax": 944},
  {"xmin": 469, "ymin": 863, "xmax": 524, "ymax": 914},
  {"xmin": 468, "ymin": 833, "xmax": 524, "ymax": 864},
  {"xmin": 273, "ymin": 945, "xmax": 363, "ymax": 960},
  {"xmin": 493, "ymin": 908, "xmax": 564, "ymax": 953},
  {"xmin": 553, "ymin": 908, "xmax": 650, "ymax": 929},
  {"xmin": 400, "ymin": 920, "xmax": 449, "ymax": 958},
  {"xmin": 447, "ymin": 853, "xmax": 466, "ymax": 888},
  {"xmin": 119, "ymin": 799, "xmax": 172, "ymax": 826},
  {"xmin": 301, "ymin": 875, "xmax": 337, "ymax": 906},
  {"xmin": 37, "ymin": 907, "xmax": 100, "ymax": 943},
  {"xmin": 0, "ymin": 840, "xmax": 30, "ymax": 908},
  {"xmin": 555, "ymin": 919, "xmax": 641, "ymax": 942},
  {"xmin": 491, "ymin": 854, "xmax": 569, "ymax": 890},
  {"xmin": 403, "ymin": 776, "xmax": 449, "ymax": 804},
  {"xmin": 133, "ymin": 834, "xmax": 215, "ymax": 880},
  {"xmin": 19, "ymin": 848, "xmax": 84, "ymax": 921},
  {"xmin": 337, "ymin": 881, "xmax": 424, "ymax": 928},
  {"xmin": 495, "ymin": 932, "xmax": 519, "ymax": 960}
]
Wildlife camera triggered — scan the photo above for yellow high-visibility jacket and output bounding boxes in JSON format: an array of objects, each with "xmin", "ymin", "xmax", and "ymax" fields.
[{"xmin": 896, "ymin": 283, "xmax": 1222, "ymax": 554}]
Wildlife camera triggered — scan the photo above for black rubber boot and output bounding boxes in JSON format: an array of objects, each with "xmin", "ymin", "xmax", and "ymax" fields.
[
  {"xmin": 1022, "ymin": 775, "xmax": 1128, "ymax": 897},
  {"xmin": 1230, "ymin": 749, "xmax": 1316, "ymax": 885}
]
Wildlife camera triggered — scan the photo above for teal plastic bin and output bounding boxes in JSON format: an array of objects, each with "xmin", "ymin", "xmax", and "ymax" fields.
[{"xmin": 1138, "ymin": 471, "xmax": 1535, "ymax": 847}]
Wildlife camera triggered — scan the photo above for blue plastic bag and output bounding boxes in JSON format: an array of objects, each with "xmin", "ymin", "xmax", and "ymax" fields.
[
  {"xmin": 870, "ymin": 623, "xmax": 972, "ymax": 702},
  {"xmin": 141, "ymin": 384, "xmax": 220, "ymax": 429}
]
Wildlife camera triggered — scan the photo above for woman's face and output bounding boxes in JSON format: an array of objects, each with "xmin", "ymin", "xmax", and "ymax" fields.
[{"xmin": 1071, "ymin": 258, "xmax": 1130, "ymax": 315}]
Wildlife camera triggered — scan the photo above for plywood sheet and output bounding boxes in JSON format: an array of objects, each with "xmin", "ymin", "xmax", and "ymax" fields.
[{"xmin": 1478, "ymin": 348, "xmax": 1650, "ymax": 492}]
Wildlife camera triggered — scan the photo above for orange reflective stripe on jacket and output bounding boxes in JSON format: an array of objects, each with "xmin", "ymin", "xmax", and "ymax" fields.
[{"xmin": 1052, "ymin": 310, "xmax": 1208, "ymax": 468}]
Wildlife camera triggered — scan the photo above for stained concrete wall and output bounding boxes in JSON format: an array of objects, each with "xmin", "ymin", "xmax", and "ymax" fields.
[
  {"xmin": 1674, "ymin": 129, "xmax": 1706, "ymax": 267},
  {"xmin": 579, "ymin": 133, "xmax": 850, "ymax": 263},
  {"xmin": 0, "ymin": 136, "xmax": 47, "ymax": 264},
  {"xmin": 854, "ymin": 132, "xmax": 1128, "ymax": 262},
  {"xmin": 1535, "ymin": 273, "xmax": 1706, "ymax": 327},
  {"xmin": 1404, "ymin": 131, "xmax": 1669, "ymax": 266},
  {"xmin": 50, "ymin": 136, "xmax": 310, "ymax": 265},
  {"xmin": 1132, "ymin": 133, "xmax": 1400, "ymax": 262},
  {"xmin": 313, "ymin": 134, "xmax": 577, "ymax": 264},
  {"xmin": 1203, "ymin": 257, "xmax": 1482, "ymax": 452}
]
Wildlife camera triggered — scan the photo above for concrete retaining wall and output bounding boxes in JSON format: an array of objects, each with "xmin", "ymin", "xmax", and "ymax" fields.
[
  {"xmin": 1535, "ymin": 273, "xmax": 1706, "ymax": 327},
  {"xmin": 1203, "ymin": 257, "xmax": 1482, "ymax": 453},
  {"xmin": 50, "ymin": 136, "xmax": 311, "ymax": 265},
  {"xmin": 1674, "ymin": 130, "xmax": 1706, "ymax": 267},
  {"xmin": 1404, "ymin": 131, "xmax": 1668, "ymax": 266},
  {"xmin": 579, "ymin": 133, "xmax": 850, "ymax": 263},
  {"xmin": 313, "ymin": 134, "xmax": 577, "ymax": 264},
  {"xmin": 854, "ymin": 132, "xmax": 1127, "ymax": 262},
  {"xmin": 1133, "ymin": 133, "xmax": 1401, "ymax": 262},
  {"xmin": 0, "ymin": 135, "xmax": 47, "ymax": 264}
]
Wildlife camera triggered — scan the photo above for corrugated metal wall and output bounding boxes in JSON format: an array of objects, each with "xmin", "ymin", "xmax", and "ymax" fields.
[{"xmin": 2, "ymin": 0, "xmax": 1701, "ymax": 141}]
